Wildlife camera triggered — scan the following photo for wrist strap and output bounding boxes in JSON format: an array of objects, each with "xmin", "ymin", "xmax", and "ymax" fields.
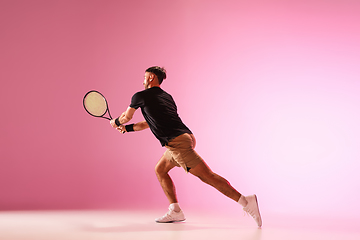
[
  {"xmin": 125, "ymin": 124, "xmax": 135, "ymax": 132},
  {"xmin": 114, "ymin": 118, "xmax": 121, "ymax": 126}
]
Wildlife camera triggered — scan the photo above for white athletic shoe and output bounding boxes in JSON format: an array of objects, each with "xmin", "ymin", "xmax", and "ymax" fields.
[
  {"xmin": 155, "ymin": 205, "xmax": 186, "ymax": 223},
  {"xmin": 243, "ymin": 194, "xmax": 262, "ymax": 228}
]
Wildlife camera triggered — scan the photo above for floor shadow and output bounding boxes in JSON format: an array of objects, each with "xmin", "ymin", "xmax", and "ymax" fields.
[{"xmin": 81, "ymin": 221, "xmax": 236, "ymax": 233}]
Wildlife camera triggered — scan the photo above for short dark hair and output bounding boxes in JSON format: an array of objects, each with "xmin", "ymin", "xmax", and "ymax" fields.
[{"xmin": 145, "ymin": 66, "xmax": 167, "ymax": 84}]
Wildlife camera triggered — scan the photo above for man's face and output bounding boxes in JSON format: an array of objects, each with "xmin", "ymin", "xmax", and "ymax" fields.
[{"xmin": 143, "ymin": 72, "xmax": 151, "ymax": 89}]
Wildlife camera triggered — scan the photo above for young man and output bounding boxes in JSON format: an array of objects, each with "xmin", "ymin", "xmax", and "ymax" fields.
[{"xmin": 110, "ymin": 66, "xmax": 262, "ymax": 227}]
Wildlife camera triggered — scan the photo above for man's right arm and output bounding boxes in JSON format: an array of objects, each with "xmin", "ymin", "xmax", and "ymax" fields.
[
  {"xmin": 132, "ymin": 121, "xmax": 149, "ymax": 131},
  {"xmin": 114, "ymin": 120, "xmax": 149, "ymax": 133}
]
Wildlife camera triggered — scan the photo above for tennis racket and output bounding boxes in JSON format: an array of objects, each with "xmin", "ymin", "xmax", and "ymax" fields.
[{"xmin": 83, "ymin": 90, "xmax": 113, "ymax": 120}]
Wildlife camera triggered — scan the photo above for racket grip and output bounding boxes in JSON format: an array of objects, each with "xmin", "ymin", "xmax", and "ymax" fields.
[{"xmin": 115, "ymin": 118, "xmax": 121, "ymax": 126}]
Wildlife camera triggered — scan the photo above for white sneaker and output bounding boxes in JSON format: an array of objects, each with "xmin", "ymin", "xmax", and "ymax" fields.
[
  {"xmin": 243, "ymin": 194, "xmax": 262, "ymax": 227},
  {"xmin": 155, "ymin": 205, "xmax": 186, "ymax": 223}
]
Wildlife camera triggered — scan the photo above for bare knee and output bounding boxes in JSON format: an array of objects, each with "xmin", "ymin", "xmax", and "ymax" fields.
[
  {"xmin": 195, "ymin": 170, "xmax": 228, "ymax": 187},
  {"xmin": 190, "ymin": 162, "xmax": 213, "ymax": 184},
  {"xmin": 155, "ymin": 163, "xmax": 164, "ymax": 178},
  {"xmin": 155, "ymin": 158, "xmax": 175, "ymax": 178},
  {"xmin": 196, "ymin": 171, "xmax": 216, "ymax": 185}
]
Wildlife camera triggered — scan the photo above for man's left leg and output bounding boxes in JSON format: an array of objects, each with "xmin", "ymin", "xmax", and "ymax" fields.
[
  {"xmin": 188, "ymin": 161, "xmax": 243, "ymax": 202},
  {"xmin": 189, "ymin": 161, "xmax": 262, "ymax": 227}
]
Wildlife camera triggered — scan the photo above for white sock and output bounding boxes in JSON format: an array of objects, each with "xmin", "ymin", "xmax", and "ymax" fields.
[
  {"xmin": 170, "ymin": 203, "xmax": 181, "ymax": 212},
  {"xmin": 238, "ymin": 195, "xmax": 248, "ymax": 208}
]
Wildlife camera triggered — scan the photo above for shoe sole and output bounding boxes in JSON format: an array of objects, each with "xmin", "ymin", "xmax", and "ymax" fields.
[
  {"xmin": 156, "ymin": 218, "xmax": 186, "ymax": 223},
  {"xmin": 254, "ymin": 194, "xmax": 262, "ymax": 228}
]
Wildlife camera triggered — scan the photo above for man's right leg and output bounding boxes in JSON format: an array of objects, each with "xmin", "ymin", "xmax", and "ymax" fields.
[
  {"xmin": 154, "ymin": 155, "xmax": 185, "ymax": 223},
  {"xmin": 154, "ymin": 155, "xmax": 178, "ymax": 204}
]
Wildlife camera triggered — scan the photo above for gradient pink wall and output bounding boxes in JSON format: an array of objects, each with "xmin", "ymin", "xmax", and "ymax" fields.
[{"xmin": 1, "ymin": 0, "xmax": 359, "ymax": 221}]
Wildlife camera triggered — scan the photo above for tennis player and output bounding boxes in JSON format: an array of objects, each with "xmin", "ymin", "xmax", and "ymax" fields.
[{"xmin": 110, "ymin": 66, "xmax": 262, "ymax": 227}]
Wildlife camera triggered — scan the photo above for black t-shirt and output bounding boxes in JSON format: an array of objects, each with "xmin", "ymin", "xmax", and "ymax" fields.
[{"xmin": 129, "ymin": 87, "xmax": 192, "ymax": 146}]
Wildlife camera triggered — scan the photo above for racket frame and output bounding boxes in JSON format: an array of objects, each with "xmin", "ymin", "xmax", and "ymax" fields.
[{"xmin": 83, "ymin": 90, "xmax": 113, "ymax": 120}]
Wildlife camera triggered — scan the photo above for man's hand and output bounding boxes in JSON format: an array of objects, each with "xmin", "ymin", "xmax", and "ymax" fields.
[
  {"xmin": 110, "ymin": 118, "xmax": 119, "ymax": 128},
  {"xmin": 117, "ymin": 124, "xmax": 126, "ymax": 134},
  {"xmin": 109, "ymin": 107, "xmax": 137, "ymax": 133},
  {"xmin": 110, "ymin": 119, "xmax": 126, "ymax": 133}
]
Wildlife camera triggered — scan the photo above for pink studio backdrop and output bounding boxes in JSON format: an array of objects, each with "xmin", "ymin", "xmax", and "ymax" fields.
[{"xmin": 1, "ymin": 0, "xmax": 360, "ymax": 222}]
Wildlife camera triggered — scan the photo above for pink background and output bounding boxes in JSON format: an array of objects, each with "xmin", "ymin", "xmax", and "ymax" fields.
[{"xmin": 1, "ymin": 0, "xmax": 359, "ymax": 223}]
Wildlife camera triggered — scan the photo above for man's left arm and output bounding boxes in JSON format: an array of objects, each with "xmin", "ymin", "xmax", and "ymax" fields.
[{"xmin": 110, "ymin": 107, "xmax": 136, "ymax": 128}]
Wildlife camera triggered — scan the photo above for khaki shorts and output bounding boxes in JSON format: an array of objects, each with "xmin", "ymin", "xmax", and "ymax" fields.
[{"xmin": 163, "ymin": 133, "xmax": 203, "ymax": 172}]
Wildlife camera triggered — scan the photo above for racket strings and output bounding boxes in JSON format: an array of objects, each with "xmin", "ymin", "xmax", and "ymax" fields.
[{"xmin": 83, "ymin": 91, "xmax": 111, "ymax": 118}]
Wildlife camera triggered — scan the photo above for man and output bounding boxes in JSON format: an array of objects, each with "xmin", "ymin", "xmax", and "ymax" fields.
[{"xmin": 110, "ymin": 66, "xmax": 262, "ymax": 227}]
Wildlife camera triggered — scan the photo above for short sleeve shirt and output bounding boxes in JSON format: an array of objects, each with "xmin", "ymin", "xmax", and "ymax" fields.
[{"xmin": 129, "ymin": 87, "xmax": 192, "ymax": 146}]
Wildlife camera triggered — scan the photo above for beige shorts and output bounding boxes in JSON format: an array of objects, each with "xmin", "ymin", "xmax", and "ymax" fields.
[{"xmin": 163, "ymin": 133, "xmax": 203, "ymax": 172}]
